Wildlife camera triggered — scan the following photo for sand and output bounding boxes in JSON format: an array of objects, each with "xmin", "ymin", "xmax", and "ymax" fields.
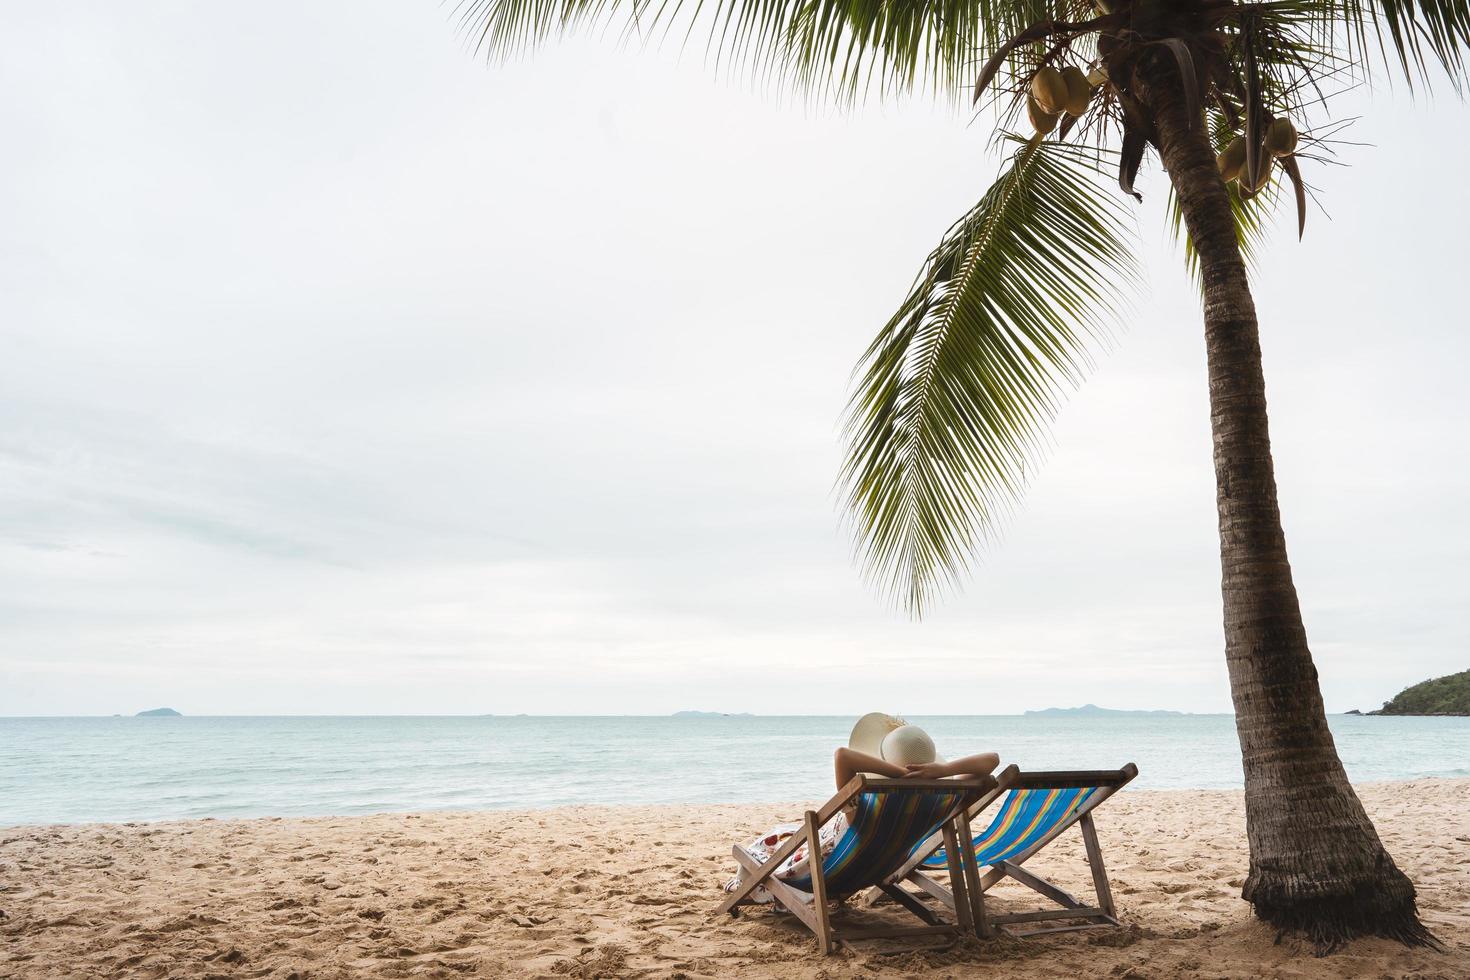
[{"xmin": 1, "ymin": 779, "xmax": 1467, "ymax": 979}]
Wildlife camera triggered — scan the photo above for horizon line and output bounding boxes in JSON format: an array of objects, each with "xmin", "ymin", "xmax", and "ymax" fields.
[{"xmin": 2, "ymin": 710, "xmax": 1295, "ymax": 719}]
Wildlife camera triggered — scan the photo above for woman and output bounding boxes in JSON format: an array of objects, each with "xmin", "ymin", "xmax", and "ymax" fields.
[
  {"xmin": 723, "ymin": 714, "xmax": 999, "ymax": 902},
  {"xmin": 832, "ymin": 745, "xmax": 1000, "ymax": 784}
]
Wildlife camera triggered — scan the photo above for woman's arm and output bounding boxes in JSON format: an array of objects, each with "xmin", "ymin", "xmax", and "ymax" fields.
[
  {"xmin": 901, "ymin": 752, "xmax": 1000, "ymax": 780},
  {"xmin": 833, "ymin": 747, "xmax": 907, "ymax": 789}
]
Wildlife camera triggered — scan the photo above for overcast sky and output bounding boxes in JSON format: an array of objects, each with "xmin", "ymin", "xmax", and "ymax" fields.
[{"xmin": 2, "ymin": 1, "xmax": 1465, "ymax": 717}]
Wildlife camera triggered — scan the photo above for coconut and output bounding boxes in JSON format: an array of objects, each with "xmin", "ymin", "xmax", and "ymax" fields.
[
  {"xmin": 1030, "ymin": 66, "xmax": 1068, "ymax": 115},
  {"xmin": 1217, "ymin": 136, "xmax": 1246, "ymax": 182},
  {"xmin": 1265, "ymin": 117, "xmax": 1298, "ymax": 156},
  {"xmin": 1095, "ymin": 0, "xmax": 1114, "ymax": 13},
  {"xmin": 1242, "ymin": 154, "xmax": 1274, "ymax": 194},
  {"xmin": 1027, "ymin": 94, "xmax": 1060, "ymax": 135},
  {"xmin": 1060, "ymin": 66, "xmax": 1092, "ymax": 116}
]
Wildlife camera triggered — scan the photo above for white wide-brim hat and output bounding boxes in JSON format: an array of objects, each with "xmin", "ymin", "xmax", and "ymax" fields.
[
  {"xmin": 881, "ymin": 725, "xmax": 940, "ymax": 766},
  {"xmin": 848, "ymin": 712, "xmax": 905, "ymax": 757},
  {"xmin": 848, "ymin": 713, "xmax": 943, "ymax": 765}
]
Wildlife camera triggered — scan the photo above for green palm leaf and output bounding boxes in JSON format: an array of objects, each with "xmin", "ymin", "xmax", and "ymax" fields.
[
  {"xmin": 1332, "ymin": 0, "xmax": 1470, "ymax": 86},
  {"xmin": 1358, "ymin": 0, "xmax": 1470, "ymax": 82},
  {"xmin": 454, "ymin": 0, "xmax": 1027, "ymax": 99},
  {"xmin": 840, "ymin": 135, "xmax": 1138, "ymax": 615}
]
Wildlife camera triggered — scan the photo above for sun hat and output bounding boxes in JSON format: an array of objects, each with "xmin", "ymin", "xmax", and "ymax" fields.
[
  {"xmin": 880, "ymin": 725, "xmax": 938, "ymax": 767},
  {"xmin": 848, "ymin": 713, "xmax": 943, "ymax": 766},
  {"xmin": 848, "ymin": 712, "xmax": 905, "ymax": 757}
]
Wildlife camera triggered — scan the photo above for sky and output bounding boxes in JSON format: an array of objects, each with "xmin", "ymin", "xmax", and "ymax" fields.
[{"xmin": 1, "ymin": 1, "xmax": 1466, "ymax": 717}]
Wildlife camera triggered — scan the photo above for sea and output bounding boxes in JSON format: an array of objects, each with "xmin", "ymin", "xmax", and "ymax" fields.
[{"xmin": 2, "ymin": 713, "xmax": 1468, "ymax": 826}]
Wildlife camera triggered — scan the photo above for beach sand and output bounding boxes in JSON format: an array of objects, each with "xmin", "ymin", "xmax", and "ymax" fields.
[{"xmin": 1, "ymin": 779, "xmax": 1466, "ymax": 979}]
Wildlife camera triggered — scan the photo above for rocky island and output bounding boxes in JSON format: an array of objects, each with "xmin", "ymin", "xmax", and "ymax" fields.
[
  {"xmin": 1024, "ymin": 703, "xmax": 1186, "ymax": 717},
  {"xmin": 135, "ymin": 707, "xmax": 182, "ymax": 717},
  {"xmin": 1366, "ymin": 670, "xmax": 1470, "ymax": 716}
]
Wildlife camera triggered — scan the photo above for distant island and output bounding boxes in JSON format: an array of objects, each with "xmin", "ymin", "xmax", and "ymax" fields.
[
  {"xmin": 672, "ymin": 710, "xmax": 753, "ymax": 718},
  {"xmin": 1024, "ymin": 704, "xmax": 1186, "ymax": 717},
  {"xmin": 1363, "ymin": 670, "xmax": 1470, "ymax": 716},
  {"xmin": 135, "ymin": 707, "xmax": 182, "ymax": 717}
]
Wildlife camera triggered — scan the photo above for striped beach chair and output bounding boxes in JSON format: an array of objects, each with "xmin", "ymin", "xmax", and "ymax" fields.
[
  {"xmin": 716, "ymin": 774, "xmax": 996, "ymax": 954},
  {"xmin": 883, "ymin": 764, "xmax": 1138, "ymax": 937}
]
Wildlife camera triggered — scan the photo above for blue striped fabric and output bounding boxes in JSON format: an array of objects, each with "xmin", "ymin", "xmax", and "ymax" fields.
[
  {"xmin": 918, "ymin": 786, "xmax": 1091, "ymax": 870},
  {"xmin": 784, "ymin": 789, "xmax": 967, "ymax": 895}
]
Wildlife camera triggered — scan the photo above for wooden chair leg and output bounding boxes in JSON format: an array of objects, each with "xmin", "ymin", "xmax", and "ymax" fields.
[
  {"xmin": 1079, "ymin": 812, "xmax": 1116, "ymax": 919},
  {"xmin": 729, "ymin": 846, "xmax": 823, "ymax": 937},
  {"xmin": 941, "ymin": 821, "xmax": 974, "ymax": 936},
  {"xmin": 955, "ymin": 808, "xmax": 988, "ymax": 937},
  {"xmin": 804, "ymin": 810, "xmax": 834, "ymax": 954}
]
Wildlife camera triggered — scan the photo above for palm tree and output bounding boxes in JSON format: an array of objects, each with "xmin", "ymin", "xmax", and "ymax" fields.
[{"xmin": 464, "ymin": 0, "xmax": 1462, "ymax": 950}]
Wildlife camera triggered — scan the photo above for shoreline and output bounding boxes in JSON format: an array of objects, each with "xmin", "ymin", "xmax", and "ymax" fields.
[
  {"xmin": 6, "ymin": 770, "xmax": 1469, "ymax": 830},
  {"xmin": 2, "ymin": 779, "xmax": 1466, "ymax": 978},
  {"xmin": 9, "ymin": 715, "xmax": 1467, "ymax": 825}
]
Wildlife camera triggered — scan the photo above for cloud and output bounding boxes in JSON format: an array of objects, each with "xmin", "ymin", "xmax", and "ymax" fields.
[{"xmin": 1, "ymin": 1, "xmax": 1466, "ymax": 717}]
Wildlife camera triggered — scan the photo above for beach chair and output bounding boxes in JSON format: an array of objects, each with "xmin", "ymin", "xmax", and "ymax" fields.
[
  {"xmin": 715, "ymin": 774, "xmax": 996, "ymax": 954},
  {"xmin": 880, "ymin": 763, "xmax": 1138, "ymax": 938}
]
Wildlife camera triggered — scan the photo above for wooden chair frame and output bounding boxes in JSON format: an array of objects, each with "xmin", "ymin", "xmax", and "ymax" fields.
[
  {"xmin": 715, "ymin": 774, "xmax": 996, "ymax": 954},
  {"xmin": 880, "ymin": 763, "xmax": 1138, "ymax": 938}
]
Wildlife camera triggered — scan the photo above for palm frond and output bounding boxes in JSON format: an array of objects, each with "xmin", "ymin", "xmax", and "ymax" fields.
[
  {"xmin": 1228, "ymin": 0, "xmax": 1351, "ymax": 116},
  {"xmin": 840, "ymin": 135, "xmax": 1138, "ymax": 615},
  {"xmin": 1330, "ymin": 0, "xmax": 1470, "ymax": 88},
  {"xmin": 452, "ymin": 0, "xmax": 1050, "ymax": 100}
]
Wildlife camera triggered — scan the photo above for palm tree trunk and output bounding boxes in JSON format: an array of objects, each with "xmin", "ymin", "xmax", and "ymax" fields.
[{"xmin": 1131, "ymin": 57, "xmax": 1436, "ymax": 951}]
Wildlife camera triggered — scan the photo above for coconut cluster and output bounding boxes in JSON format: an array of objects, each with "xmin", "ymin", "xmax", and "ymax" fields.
[
  {"xmin": 1027, "ymin": 64, "xmax": 1101, "ymax": 134},
  {"xmin": 1217, "ymin": 118, "xmax": 1298, "ymax": 192}
]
